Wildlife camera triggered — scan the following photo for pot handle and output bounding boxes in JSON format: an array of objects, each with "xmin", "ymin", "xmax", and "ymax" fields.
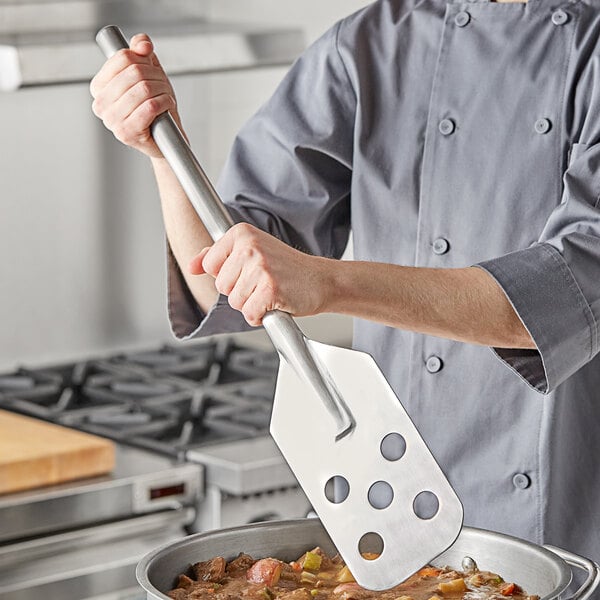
[{"xmin": 544, "ymin": 545, "xmax": 600, "ymax": 600}]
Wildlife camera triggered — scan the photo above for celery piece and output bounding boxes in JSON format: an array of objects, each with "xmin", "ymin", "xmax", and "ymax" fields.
[
  {"xmin": 260, "ymin": 588, "xmax": 275, "ymax": 600},
  {"xmin": 301, "ymin": 572, "xmax": 318, "ymax": 585},
  {"xmin": 302, "ymin": 552, "xmax": 323, "ymax": 572}
]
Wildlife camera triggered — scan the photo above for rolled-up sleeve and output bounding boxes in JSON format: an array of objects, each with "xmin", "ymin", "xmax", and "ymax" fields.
[
  {"xmin": 168, "ymin": 20, "xmax": 355, "ymax": 340},
  {"xmin": 478, "ymin": 141, "xmax": 600, "ymax": 393}
]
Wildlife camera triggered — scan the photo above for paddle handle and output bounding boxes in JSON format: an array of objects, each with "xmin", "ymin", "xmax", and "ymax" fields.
[{"xmin": 96, "ymin": 25, "xmax": 354, "ymax": 439}]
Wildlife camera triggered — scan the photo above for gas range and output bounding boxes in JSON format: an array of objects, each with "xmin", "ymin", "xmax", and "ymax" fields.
[
  {"xmin": 0, "ymin": 339, "xmax": 311, "ymax": 600},
  {"xmin": 0, "ymin": 340, "xmax": 276, "ymax": 453}
]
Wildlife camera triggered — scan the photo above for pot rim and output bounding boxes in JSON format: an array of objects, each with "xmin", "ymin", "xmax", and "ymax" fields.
[{"xmin": 135, "ymin": 520, "xmax": 571, "ymax": 600}]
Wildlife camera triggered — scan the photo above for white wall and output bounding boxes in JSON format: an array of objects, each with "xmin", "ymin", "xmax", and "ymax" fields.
[{"xmin": 0, "ymin": 1, "xmax": 370, "ymax": 370}]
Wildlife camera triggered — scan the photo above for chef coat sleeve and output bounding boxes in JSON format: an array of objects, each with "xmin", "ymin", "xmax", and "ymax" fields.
[
  {"xmin": 167, "ymin": 21, "xmax": 355, "ymax": 340},
  {"xmin": 477, "ymin": 141, "xmax": 600, "ymax": 394}
]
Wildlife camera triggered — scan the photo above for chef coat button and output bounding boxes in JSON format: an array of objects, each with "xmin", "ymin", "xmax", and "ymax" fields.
[
  {"xmin": 439, "ymin": 119, "xmax": 455, "ymax": 136},
  {"xmin": 455, "ymin": 11, "xmax": 471, "ymax": 27},
  {"xmin": 432, "ymin": 238, "xmax": 450, "ymax": 255},
  {"xmin": 551, "ymin": 9, "xmax": 568, "ymax": 26},
  {"xmin": 534, "ymin": 118, "xmax": 552, "ymax": 134},
  {"xmin": 512, "ymin": 473, "xmax": 531, "ymax": 490},
  {"xmin": 426, "ymin": 356, "xmax": 443, "ymax": 373}
]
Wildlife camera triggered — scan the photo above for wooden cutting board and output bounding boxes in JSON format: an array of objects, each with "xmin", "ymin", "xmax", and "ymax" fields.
[{"xmin": 0, "ymin": 409, "xmax": 115, "ymax": 495}]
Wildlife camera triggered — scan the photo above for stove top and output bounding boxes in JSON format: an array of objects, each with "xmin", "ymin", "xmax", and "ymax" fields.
[{"xmin": 0, "ymin": 340, "xmax": 278, "ymax": 459}]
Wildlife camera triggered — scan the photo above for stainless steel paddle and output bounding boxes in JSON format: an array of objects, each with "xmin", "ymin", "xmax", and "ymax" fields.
[{"xmin": 96, "ymin": 25, "xmax": 464, "ymax": 590}]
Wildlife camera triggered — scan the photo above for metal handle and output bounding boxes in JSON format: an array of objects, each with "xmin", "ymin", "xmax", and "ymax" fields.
[
  {"xmin": 95, "ymin": 25, "xmax": 355, "ymax": 439},
  {"xmin": 96, "ymin": 26, "xmax": 235, "ymax": 242},
  {"xmin": 544, "ymin": 545, "xmax": 600, "ymax": 600}
]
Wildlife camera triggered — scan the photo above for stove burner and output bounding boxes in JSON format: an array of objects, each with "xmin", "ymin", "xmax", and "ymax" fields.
[
  {"xmin": 0, "ymin": 340, "xmax": 279, "ymax": 457},
  {"xmin": 0, "ymin": 375, "xmax": 36, "ymax": 390}
]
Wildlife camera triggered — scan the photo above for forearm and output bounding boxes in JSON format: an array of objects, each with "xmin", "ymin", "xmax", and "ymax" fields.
[
  {"xmin": 152, "ymin": 156, "xmax": 218, "ymax": 313},
  {"xmin": 324, "ymin": 261, "xmax": 535, "ymax": 349}
]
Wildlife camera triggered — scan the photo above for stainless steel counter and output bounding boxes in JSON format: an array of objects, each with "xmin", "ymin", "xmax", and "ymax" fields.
[
  {"xmin": 0, "ymin": 445, "xmax": 202, "ymax": 600},
  {"xmin": 0, "ymin": 445, "xmax": 202, "ymax": 543}
]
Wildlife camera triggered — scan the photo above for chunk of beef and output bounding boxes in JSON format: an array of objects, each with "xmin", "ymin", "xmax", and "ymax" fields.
[
  {"xmin": 194, "ymin": 557, "xmax": 227, "ymax": 583},
  {"xmin": 332, "ymin": 582, "xmax": 370, "ymax": 600},
  {"xmin": 279, "ymin": 562, "xmax": 301, "ymax": 582},
  {"xmin": 227, "ymin": 553, "xmax": 257, "ymax": 575},
  {"xmin": 176, "ymin": 574, "xmax": 195, "ymax": 590},
  {"xmin": 188, "ymin": 590, "xmax": 215, "ymax": 600},
  {"xmin": 278, "ymin": 589, "xmax": 313, "ymax": 600}
]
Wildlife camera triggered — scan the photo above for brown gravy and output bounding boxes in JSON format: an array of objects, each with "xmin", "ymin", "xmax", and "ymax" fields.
[{"xmin": 168, "ymin": 548, "xmax": 539, "ymax": 600}]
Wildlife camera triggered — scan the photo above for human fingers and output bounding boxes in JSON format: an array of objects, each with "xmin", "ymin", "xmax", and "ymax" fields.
[
  {"xmin": 238, "ymin": 282, "xmax": 276, "ymax": 327},
  {"xmin": 213, "ymin": 255, "xmax": 245, "ymax": 297},
  {"xmin": 92, "ymin": 65, "xmax": 171, "ymax": 120},
  {"xmin": 114, "ymin": 92, "xmax": 176, "ymax": 151},
  {"xmin": 90, "ymin": 34, "xmax": 154, "ymax": 99},
  {"xmin": 129, "ymin": 33, "xmax": 155, "ymax": 57},
  {"xmin": 90, "ymin": 33, "xmax": 180, "ymax": 156},
  {"xmin": 225, "ymin": 254, "xmax": 272, "ymax": 313},
  {"xmin": 199, "ymin": 227, "xmax": 242, "ymax": 278},
  {"xmin": 189, "ymin": 248, "xmax": 211, "ymax": 275}
]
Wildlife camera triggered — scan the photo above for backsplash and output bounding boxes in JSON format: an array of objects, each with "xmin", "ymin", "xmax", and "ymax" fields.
[{"xmin": 0, "ymin": 1, "xmax": 369, "ymax": 370}]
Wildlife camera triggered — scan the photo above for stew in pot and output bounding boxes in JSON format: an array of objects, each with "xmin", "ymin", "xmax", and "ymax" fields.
[{"xmin": 168, "ymin": 547, "xmax": 539, "ymax": 600}]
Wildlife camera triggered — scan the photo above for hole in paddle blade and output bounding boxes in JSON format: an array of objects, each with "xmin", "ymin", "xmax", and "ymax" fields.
[
  {"xmin": 380, "ymin": 432, "xmax": 406, "ymax": 461},
  {"xmin": 324, "ymin": 476, "xmax": 349, "ymax": 503},
  {"xmin": 358, "ymin": 532, "xmax": 384, "ymax": 560},
  {"xmin": 413, "ymin": 490, "xmax": 439, "ymax": 520},
  {"xmin": 367, "ymin": 481, "xmax": 394, "ymax": 509}
]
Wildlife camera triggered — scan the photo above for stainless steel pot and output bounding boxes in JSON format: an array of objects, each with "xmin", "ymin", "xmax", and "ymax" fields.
[{"xmin": 136, "ymin": 519, "xmax": 600, "ymax": 600}]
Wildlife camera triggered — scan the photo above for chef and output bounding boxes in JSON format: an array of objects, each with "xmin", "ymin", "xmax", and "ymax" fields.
[{"xmin": 91, "ymin": 0, "xmax": 600, "ymax": 567}]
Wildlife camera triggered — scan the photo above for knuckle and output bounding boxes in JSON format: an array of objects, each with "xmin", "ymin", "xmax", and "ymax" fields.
[
  {"xmin": 127, "ymin": 62, "xmax": 146, "ymax": 81},
  {"xmin": 234, "ymin": 223, "xmax": 254, "ymax": 238},
  {"xmin": 144, "ymin": 97, "xmax": 161, "ymax": 115},
  {"xmin": 240, "ymin": 246, "xmax": 256, "ymax": 261},
  {"xmin": 137, "ymin": 79, "xmax": 153, "ymax": 98}
]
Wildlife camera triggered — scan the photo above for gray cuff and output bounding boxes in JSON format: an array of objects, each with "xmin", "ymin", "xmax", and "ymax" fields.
[
  {"xmin": 476, "ymin": 243, "xmax": 596, "ymax": 394},
  {"xmin": 166, "ymin": 243, "xmax": 253, "ymax": 340}
]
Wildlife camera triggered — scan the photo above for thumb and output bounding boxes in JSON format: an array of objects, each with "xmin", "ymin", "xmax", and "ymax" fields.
[
  {"xmin": 189, "ymin": 247, "xmax": 211, "ymax": 275},
  {"xmin": 129, "ymin": 33, "xmax": 154, "ymax": 58}
]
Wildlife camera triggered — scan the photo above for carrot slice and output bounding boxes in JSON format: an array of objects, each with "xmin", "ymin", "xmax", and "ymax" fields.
[
  {"xmin": 418, "ymin": 567, "xmax": 443, "ymax": 578},
  {"xmin": 501, "ymin": 583, "xmax": 517, "ymax": 596}
]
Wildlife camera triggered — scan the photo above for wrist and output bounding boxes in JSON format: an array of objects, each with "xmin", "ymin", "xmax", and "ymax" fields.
[{"xmin": 315, "ymin": 258, "xmax": 354, "ymax": 314}]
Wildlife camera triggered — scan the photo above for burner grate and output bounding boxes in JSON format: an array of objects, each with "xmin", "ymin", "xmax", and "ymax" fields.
[{"xmin": 0, "ymin": 340, "xmax": 279, "ymax": 457}]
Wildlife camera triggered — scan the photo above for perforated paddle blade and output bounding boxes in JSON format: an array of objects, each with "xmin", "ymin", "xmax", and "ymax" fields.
[{"xmin": 270, "ymin": 340, "xmax": 463, "ymax": 591}]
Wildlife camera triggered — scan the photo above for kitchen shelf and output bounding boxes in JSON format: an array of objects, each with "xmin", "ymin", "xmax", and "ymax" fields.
[{"xmin": 0, "ymin": 21, "xmax": 306, "ymax": 91}]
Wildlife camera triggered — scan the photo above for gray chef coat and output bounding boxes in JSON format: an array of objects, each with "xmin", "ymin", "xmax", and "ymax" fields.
[{"xmin": 168, "ymin": 0, "xmax": 600, "ymax": 564}]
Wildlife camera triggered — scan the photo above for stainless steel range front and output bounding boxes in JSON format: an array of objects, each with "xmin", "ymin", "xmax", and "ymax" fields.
[{"xmin": 0, "ymin": 340, "xmax": 311, "ymax": 600}]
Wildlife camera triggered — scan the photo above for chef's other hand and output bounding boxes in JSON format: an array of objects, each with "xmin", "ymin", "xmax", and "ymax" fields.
[
  {"xmin": 90, "ymin": 33, "xmax": 181, "ymax": 158},
  {"xmin": 189, "ymin": 224, "xmax": 333, "ymax": 326}
]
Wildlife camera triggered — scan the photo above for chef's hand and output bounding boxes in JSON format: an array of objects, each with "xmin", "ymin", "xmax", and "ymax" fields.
[
  {"xmin": 90, "ymin": 34, "xmax": 181, "ymax": 158},
  {"xmin": 189, "ymin": 224, "xmax": 334, "ymax": 326}
]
